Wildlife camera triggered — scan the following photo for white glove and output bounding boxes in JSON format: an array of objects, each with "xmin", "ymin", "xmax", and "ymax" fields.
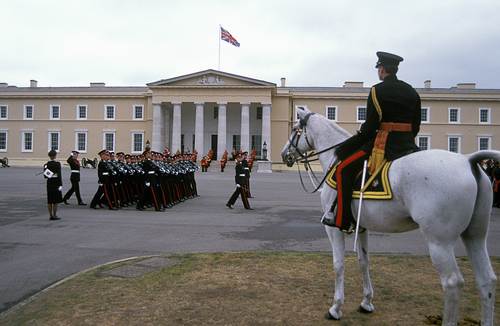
[
  {"xmin": 99, "ymin": 183, "xmax": 103, "ymax": 186},
  {"xmin": 236, "ymin": 184, "xmax": 241, "ymax": 188},
  {"xmin": 146, "ymin": 182, "xmax": 151, "ymax": 187},
  {"xmin": 58, "ymin": 186, "xmax": 63, "ymax": 191}
]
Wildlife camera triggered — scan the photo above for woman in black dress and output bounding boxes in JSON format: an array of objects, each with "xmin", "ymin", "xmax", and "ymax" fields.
[{"xmin": 44, "ymin": 150, "xmax": 63, "ymax": 220}]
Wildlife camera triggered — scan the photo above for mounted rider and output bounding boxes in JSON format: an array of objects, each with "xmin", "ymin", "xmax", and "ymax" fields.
[{"xmin": 322, "ymin": 51, "xmax": 422, "ymax": 232}]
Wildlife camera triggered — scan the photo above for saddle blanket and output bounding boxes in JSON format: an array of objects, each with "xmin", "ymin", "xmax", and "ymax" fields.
[{"xmin": 325, "ymin": 161, "xmax": 393, "ymax": 200}]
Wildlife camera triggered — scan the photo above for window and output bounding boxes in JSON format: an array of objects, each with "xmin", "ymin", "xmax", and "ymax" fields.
[
  {"xmin": 77, "ymin": 105, "xmax": 87, "ymax": 120},
  {"xmin": 22, "ymin": 131, "xmax": 33, "ymax": 152},
  {"xmin": 326, "ymin": 106, "xmax": 337, "ymax": 121},
  {"xmin": 103, "ymin": 132, "xmax": 115, "ymax": 151},
  {"xmin": 417, "ymin": 135, "xmax": 431, "ymax": 150},
  {"xmin": 48, "ymin": 131, "xmax": 60, "ymax": 151},
  {"xmin": 105, "ymin": 105, "xmax": 115, "ymax": 120},
  {"xmin": 448, "ymin": 108, "xmax": 460, "ymax": 123},
  {"xmin": 256, "ymin": 107, "xmax": 262, "ymax": 120},
  {"xmin": 448, "ymin": 136, "xmax": 461, "ymax": 153},
  {"xmin": 181, "ymin": 134, "xmax": 185, "ymax": 153},
  {"xmin": 0, "ymin": 130, "xmax": 7, "ymax": 152},
  {"xmin": 192, "ymin": 134, "xmax": 195, "ymax": 153},
  {"xmin": 421, "ymin": 107, "xmax": 430, "ymax": 123},
  {"xmin": 132, "ymin": 132, "xmax": 144, "ymax": 153},
  {"xmin": 232, "ymin": 134, "xmax": 241, "ymax": 151},
  {"xmin": 357, "ymin": 106, "xmax": 367, "ymax": 122},
  {"xmin": 213, "ymin": 107, "xmax": 218, "ymax": 119},
  {"xmin": 0, "ymin": 105, "xmax": 7, "ymax": 119},
  {"xmin": 478, "ymin": 136, "xmax": 491, "ymax": 150},
  {"xmin": 133, "ymin": 105, "xmax": 144, "ymax": 120},
  {"xmin": 479, "ymin": 108, "xmax": 490, "ymax": 124},
  {"xmin": 24, "ymin": 105, "xmax": 34, "ymax": 120},
  {"xmin": 50, "ymin": 105, "xmax": 60, "ymax": 120},
  {"xmin": 251, "ymin": 135, "xmax": 262, "ymax": 157},
  {"xmin": 75, "ymin": 132, "xmax": 87, "ymax": 153}
]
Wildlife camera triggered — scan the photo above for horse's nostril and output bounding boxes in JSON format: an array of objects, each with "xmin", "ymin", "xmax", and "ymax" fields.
[{"xmin": 285, "ymin": 155, "xmax": 295, "ymax": 167}]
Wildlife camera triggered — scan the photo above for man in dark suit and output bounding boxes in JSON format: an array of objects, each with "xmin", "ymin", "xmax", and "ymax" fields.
[
  {"xmin": 322, "ymin": 51, "xmax": 421, "ymax": 232},
  {"xmin": 63, "ymin": 151, "xmax": 86, "ymax": 205},
  {"xmin": 226, "ymin": 153, "xmax": 252, "ymax": 209},
  {"xmin": 90, "ymin": 150, "xmax": 115, "ymax": 209}
]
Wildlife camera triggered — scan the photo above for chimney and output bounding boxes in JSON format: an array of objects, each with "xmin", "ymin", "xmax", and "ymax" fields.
[
  {"xmin": 280, "ymin": 77, "xmax": 286, "ymax": 87},
  {"xmin": 0, "ymin": 83, "xmax": 7, "ymax": 88},
  {"xmin": 30, "ymin": 80, "xmax": 38, "ymax": 88},
  {"xmin": 424, "ymin": 80, "xmax": 431, "ymax": 88},
  {"xmin": 343, "ymin": 81, "xmax": 364, "ymax": 88},
  {"xmin": 456, "ymin": 82, "xmax": 476, "ymax": 89},
  {"xmin": 90, "ymin": 82, "xmax": 106, "ymax": 87}
]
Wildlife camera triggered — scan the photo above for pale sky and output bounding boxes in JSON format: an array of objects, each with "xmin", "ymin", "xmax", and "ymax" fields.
[{"xmin": 1, "ymin": 0, "xmax": 499, "ymax": 89}]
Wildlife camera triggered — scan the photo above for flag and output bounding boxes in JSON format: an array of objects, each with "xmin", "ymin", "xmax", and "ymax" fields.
[{"xmin": 220, "ymin": 26, "xmax": 240, "ymax": 47}]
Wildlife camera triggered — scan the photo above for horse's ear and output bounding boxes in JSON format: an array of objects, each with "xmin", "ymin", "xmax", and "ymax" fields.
[{"xmin": 296, "ymin": 106, "xmax": 310, "ymax": 119}]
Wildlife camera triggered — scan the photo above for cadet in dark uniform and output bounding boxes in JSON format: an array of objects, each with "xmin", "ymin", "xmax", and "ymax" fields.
[
  {"xmin": 44, "ymin": 150, "xmax": 63, "ymax": 220},
  {"xmin": 90, "ymin": 150, "xmax": 115, "ymax": 209},
  {"xmin": 226, "ymin": 153, "xmax": 252, "ymax": 209},
  {"xmin": 63, "ymin": 150, "xmax": 86, "ymax": 205},
  {"xmin": 323, "ymin": 51, "xmax": 421, "ymax": 232}
]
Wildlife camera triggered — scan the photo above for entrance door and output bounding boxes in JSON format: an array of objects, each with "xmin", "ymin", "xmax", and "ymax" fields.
[{"xmin": 211, "ymin": 134, "xmax": 218, "ymax": 160}]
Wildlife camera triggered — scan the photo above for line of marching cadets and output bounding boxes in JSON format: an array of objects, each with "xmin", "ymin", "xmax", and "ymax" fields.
[{"xmin": 89, "ymin": 148, "xmax": 199, "ymax": 211}]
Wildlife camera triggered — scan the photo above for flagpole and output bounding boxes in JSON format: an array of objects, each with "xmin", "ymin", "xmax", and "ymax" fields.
[{"xmin": 218, "ymin": 25, "xmax": 221, "ymax": 70}]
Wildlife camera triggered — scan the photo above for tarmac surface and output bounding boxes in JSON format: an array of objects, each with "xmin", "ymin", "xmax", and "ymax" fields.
[{"xmin": 0, "ymin": 165, "xmax": 499, "ymax": 312}]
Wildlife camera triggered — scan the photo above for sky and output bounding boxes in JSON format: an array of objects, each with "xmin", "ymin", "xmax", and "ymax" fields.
[{"xmin": 1, "ymin": 0, "xmax": 499, "ymax": 89}]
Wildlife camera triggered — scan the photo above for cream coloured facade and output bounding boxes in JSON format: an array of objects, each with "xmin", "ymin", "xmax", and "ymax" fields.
[{"xmin": 0, "ymin": 70, "xmax": 499, "ymax": 168}]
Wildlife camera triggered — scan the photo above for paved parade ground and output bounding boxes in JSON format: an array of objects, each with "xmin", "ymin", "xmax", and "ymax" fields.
[{"xmin": 0, "ymin": 166, "xmax": 499, "ymax": 313}]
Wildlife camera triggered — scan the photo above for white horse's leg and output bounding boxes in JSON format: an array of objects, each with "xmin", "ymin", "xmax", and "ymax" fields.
[
  {"xmin": 427, "ymin": 241, "xmax": 464, "ymax": 326},
  {"xmin": 325, "ymin": 226, "xmax": 345, "ymax": 320},
  {"xmin": 357, "ymin": 230, "xmax": 375, "ymax": 313}
]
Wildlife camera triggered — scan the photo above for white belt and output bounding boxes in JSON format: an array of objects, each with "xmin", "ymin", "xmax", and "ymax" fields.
[
  {"xmin": 239, "ymin": 174, "xmax": 246, "ymax": 176},
  {"xmin": 50, "ymin": 174, "xmax": 58, "ymax": 178},
  {"xmin": 148, "ymin": 171, "xmax": 155, "ymax": 174},
  {"xmin": 102, "ymin": 172, "xmax": 109, "ymax": 175},
  {"xmin": 71, "ymin": 170, "xmax": 80, "ymax": 173},
  {"xmin": 244, "ymin": 167, "xmax": 249, "ymax": 170}
]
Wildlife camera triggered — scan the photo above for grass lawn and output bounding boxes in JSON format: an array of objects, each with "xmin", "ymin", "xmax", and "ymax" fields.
[{"xmin": 1, "ymin": 252, "xmax": 498, "ymax": 325}]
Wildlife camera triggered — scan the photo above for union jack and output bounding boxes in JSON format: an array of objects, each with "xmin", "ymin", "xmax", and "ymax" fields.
[{"xmin": 220, "ymin": 26, "xmax": 240, "ymax": 47}]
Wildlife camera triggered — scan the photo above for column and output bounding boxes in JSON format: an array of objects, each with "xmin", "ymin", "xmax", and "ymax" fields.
[
  {"xmin": 152, "ymin": 103, "xmax": 164, "ymax": 152},
  {"xmin": 217, "ymin": 103, "xmax": 227, "ymax": 160},
  {"xmin": 262, "ymin": 104, "xmax": 271, "ymax": 160},
  {"xmin": 164, "ymin": 106, "xmax": 171, "ymax": 151},
  {"xmin": 240, "ymin": 103, "xmax": 250, "ymax": 152},
  {"xmin": 195, "ymin": 102, "xmax": 204, "ymax": 155},
  {"xmin": 171, "ymin": 103, "xmax": 182, "ymax": 154}
]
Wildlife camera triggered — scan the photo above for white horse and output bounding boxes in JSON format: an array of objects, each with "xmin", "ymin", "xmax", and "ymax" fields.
[{"xmin": 281, "ymin": 107, "xmax": 498, "ymax": 326}]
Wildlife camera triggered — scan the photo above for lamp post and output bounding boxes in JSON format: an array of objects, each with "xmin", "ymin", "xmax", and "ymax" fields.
[{"xmin": 262, "ymin": 141, "xmax": 268, "ymax": 161}]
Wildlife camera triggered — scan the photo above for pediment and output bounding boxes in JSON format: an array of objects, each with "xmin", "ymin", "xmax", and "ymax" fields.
[{"xmin": 148, "ymin": 69, "xmax": 275, "ymax": 87}]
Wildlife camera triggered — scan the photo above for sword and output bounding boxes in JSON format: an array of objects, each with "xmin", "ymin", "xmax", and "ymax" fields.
[{"xmin": 353, "ymin": 160, "xmax": 368, "ymax": 252}]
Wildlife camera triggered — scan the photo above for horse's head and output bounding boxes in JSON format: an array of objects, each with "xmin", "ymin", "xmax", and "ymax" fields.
[{"xmin": 281, "ymin": 106, "xmax": 316, "ymax": 167}]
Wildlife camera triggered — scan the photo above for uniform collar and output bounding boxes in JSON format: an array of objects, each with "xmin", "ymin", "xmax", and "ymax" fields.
[{"xmin": 383, "ymin": 74, "xmax": 398, "ymax": 82}]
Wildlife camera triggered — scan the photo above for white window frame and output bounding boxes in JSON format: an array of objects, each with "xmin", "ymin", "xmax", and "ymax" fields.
[
  {"xmin": 21, "ymin": 130, "xmax": 34, "ymax": 152},
  {"xmin": 448, "ymin": 107, "xmax": 461, "ymax": 124},
  {"xmin": 104, "ymin": 105, "xmax": 116, "ymax": 120},
  {"xmin": 478, "ymin": 108, "xmax": 491, "ymax": 124},
  {"xmin": 50, "ymin": 104, "xmax": 61, "ymax": 120},
  {"xmin": 447, "ymin": 135, "xmax": 462, "ymax": 153},
  {"xmin": 477, "ymin": 135, "xmax": 491, "ymax": 151},
  {"xmin": 325, "ymin": 106, "xmax": 337, "ymax": 121},
  {"xmin": 294, "ymin": 105, "xmax": 308, "ymax": 122},
  {"xmin": 356, "ymin": 106, "xmax": 367, "ymax": 122},
  {"xmin": 103, "ymin": 131, "xmax": 116, "ymax": 152},
  {"xmin": 76, "ymin": 104, "xmax": 88, "ymax": 120},
  {"xmin": 74, "ymin": 130, "xmax": 88, "ymax": 153},
  {"xmin": 47, "ymin": 131, "xmax": 61, "ymax": 152},
  {"xmin": 421, "ymin": 107, "xmax": 430, "ymax": 123},
  {"xmin": 0, "ymin": 129, "xmax": 8, "ymax": 152},
  {"xmin": 131, "ymin": 131, "xmax": 144, "ymax": 153},
  {"xmin": 0, "ymin": 105, "xmax": 8, "ymax": 120},
  {"xmin": 24, "ymin": 104, "xmax": 34, "ymax": 120},
  {"xmin": 132, "ymin": 105, "xmax": 144, "ymax": 120},
  {"xmin": 416, "ymin": 134, "xmax": 431, "ymax": 150}
]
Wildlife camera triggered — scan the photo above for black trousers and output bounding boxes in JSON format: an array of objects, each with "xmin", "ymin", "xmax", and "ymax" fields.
[
  {"xmin": 227, "ymin": 185, "xmax": 250, "ymax": 209},
  {"xmin": 90, "ymin": 183, "xmax": 114, "ymax": 208},
  {"xmin": 63, "ymin": 180, "xmax": 83, "ymax": 203}
]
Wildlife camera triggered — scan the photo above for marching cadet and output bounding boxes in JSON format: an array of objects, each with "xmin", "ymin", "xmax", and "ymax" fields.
[
  {"xmin": 90, "ymin": 150, "xmax": 116, "ymax": 209},
  {"xmin": 44, "ymin": 150, "xmax": 63, "ymax": 220},
  {"xmin": 226, "ymin": 153, "xmax": 252, "ymax": 209},
  {"xmin": 136, "ymin": 149, "xmax": 163, "ymax": 211},
  {"xmin": 241, "ymin": 151, "xmax": 252, "ymax": 198},
  {"xmin": 63, "ymin": 150, "xmax": 86, "ymax": 205}
]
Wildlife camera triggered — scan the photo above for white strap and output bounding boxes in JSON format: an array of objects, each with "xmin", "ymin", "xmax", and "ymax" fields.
[
  {"xmin": 148, "ymin": 171, "xmax": 155, "ymax": 174},
  {"xmin": 239, "ymin": 174, "xmax": 246, "ymax": 176},
  {"xmin": 102, "ymin": 172, "xmax": 109, "ymax": 175},
  {"xmin": 71, "ymin": 170, "xmax": 80, "ymax": 173}
]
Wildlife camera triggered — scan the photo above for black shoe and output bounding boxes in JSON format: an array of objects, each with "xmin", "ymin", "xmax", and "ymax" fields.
[
  {"xmin": 63, "ymin": 200, "xmax": 69, "ymax": 205},
  {"xmin": 136, "ymin": 206, "xmax": 144, "ymax": 211},
  {"xmin": 321, "ymin": 216, "xmax": 337, "ymax": 227},
  {"xmin": 226, "ymin": 203, "xmax": 233, "ymax": 209},
  {"xmin": 78, "ymin": 202, "xmax": 87, "ymax": 206},
  {"xmin": 245, "ymin": 207, "xmax": 254, "ymax": 210},
  {"xmin": 49, "ymin": 216, "xmax": 61, "ymax": 220}
]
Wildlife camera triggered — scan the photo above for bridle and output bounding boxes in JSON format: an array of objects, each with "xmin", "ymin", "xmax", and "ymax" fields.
[{"xmin": 285, "ymin": 112, "xmax": 341, "ymax": 193}]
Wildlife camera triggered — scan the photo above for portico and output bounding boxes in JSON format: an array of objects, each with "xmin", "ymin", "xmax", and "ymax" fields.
[{"xmin": 148, "ymin": 70, "xmax": 274, "ymax": 160}]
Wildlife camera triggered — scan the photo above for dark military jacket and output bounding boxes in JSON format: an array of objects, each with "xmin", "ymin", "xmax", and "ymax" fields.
[
  {"xmin": 336, "ymin": 74, "xmax": 421, "ymax": 161},
  {"xmin": 45, "ymin": 160, "xmax": 62, "ymax": 190},
  {"xmin": 234, "ymin": 162, "xmax": 246, "ymax": 185},
  {"xmin": 67, "ymin": 155, "xmax": 81, "ymax": 182}
]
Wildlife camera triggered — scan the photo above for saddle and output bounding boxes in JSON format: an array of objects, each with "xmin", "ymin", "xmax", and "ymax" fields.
[{"xmin": 326, "ymin": 160, "xmax": 393, "ymax": 200}]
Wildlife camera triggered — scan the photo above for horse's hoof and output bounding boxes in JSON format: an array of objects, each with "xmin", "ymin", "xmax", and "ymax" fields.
[
  {"xmin": 325, "ymin": 311, "xmax": 339, "ymax": 320},
  {"xmin": 358, "ymin": 304, "xmax": 374, "ymax": 314}
]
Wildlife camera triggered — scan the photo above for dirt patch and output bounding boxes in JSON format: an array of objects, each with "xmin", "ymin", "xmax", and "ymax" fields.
[{"xmin": 1, "ymin": 253, "xmax": 498, "ymax": 325}]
